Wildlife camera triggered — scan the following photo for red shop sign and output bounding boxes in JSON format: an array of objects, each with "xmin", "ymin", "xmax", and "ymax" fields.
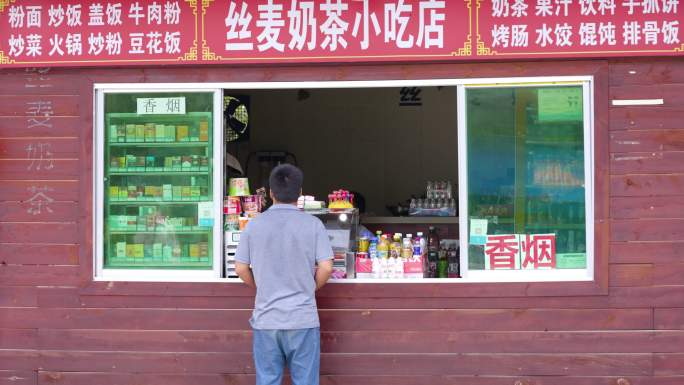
[
  {"xmin": 475, "ymin": 0, "xmax": 683, "ymax": 59},
  {"xmin": 200, "ymin": 0, "xmax": 472, "ymax": 63},
  {"xmin": 0, "ymin": 0, "xmax": 682, "ymax": 68},
  {"xmin": 0, "ymin": 1, "xmax": 198, "ymax": 67}
]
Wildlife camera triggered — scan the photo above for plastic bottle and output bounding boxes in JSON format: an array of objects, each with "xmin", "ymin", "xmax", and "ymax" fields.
[
  {"xmin": 369, "ymin": 236, "xmax": 378, "ymax": 259},
  {"xmin": 426, "ymin": 226, "xmax": 440, "ymax": 278},
  {"xmin": 437, "ymin": 247, "xmax": 448, "ymax": 278},
  {"xmin": 394, "ymin": 255, "xmax": 404, "ymax": 279},
  {"xmin": 401, "ymin": 235, "xmax": 413, "ymax": 259},
  {"xmin": 389, "ymin": 234, "xmax": 402, "ymax": 259},
  {"xmin": 413, "ymin": 232, "xmax": 423, "ymax": 256},
  {"xmin": 372, "ymin": 257, "xmax": 382, "ymax": 279},
  {"xmin": 378, "ymin": 235, "xmax": 390, "ymax": 259},
  {"xmin": 447, "ymin": 244, "xmax": 460, "ymax": 278}
]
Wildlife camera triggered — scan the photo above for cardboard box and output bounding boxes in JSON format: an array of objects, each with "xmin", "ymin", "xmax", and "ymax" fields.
[
  {"xmin": 355, "ymin": 255, "xmax": 373, "ymax": 279},
  {"xmin": 403, "ymin": 257, "xmax": 425, "ymax": 279}
]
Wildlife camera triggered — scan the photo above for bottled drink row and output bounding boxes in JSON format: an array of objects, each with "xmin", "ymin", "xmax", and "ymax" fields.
[{"xmin": 357, "ymin": 226, "xmax": 459, "ymax": 279}]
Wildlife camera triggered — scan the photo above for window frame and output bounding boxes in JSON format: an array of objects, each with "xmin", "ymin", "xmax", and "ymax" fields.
[
  {"xmin": 92, "ymin": 76, "xmax": 596, "ymax": 284},
  {"xmin": 457, "ymin": 80, "xmax": 594, "ymax": 282}
]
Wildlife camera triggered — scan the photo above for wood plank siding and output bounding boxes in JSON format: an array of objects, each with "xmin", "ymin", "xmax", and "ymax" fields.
[{"xmin": 1, "ymin": 59, "xmax": 683, "ymax": 385}]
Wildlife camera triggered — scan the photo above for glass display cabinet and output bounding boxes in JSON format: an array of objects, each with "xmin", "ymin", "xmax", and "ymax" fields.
[{"xmin": 95, "ymin": 90, "xmax": 224, "ymax": 280}]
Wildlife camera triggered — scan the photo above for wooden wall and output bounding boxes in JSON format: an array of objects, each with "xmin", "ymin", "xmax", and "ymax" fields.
[{"xmin": 1, "ymin": 58, "xmax": 683, "ymax": 385}]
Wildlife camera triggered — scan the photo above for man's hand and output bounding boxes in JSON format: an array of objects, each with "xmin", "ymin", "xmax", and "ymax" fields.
[
  {"xmin": 235, "ymin": 262, "xmax": 256, "ymax": 289},
  {"xmin": 315, "ymin": 259, "xmax": 334, "ymax": 291}
]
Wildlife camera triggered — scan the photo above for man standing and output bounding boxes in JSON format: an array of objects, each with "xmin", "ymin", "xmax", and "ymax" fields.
[{"xmin": 235, "ymin": 164, "xmax": 334, "ymax": 385}]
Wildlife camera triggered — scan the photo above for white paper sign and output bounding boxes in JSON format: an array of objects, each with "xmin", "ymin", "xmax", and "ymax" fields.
[
  {"xmin": 198, "ymin": 202, "xmax": 214, "ymax": 227},
  {"xmin": 137, "ymin": 97, "xmax": 186, "ymax": 115}
]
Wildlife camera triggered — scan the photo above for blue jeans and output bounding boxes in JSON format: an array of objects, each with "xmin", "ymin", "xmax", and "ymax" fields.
[{"xmin": 253, "ymin": 328, "xmax": 320, "ymax": 385}]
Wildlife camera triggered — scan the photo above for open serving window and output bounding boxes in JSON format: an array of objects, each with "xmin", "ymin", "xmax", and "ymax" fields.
[{"xmin": 94, "ymin": 77, "xmax": 594, "ymax": 283}]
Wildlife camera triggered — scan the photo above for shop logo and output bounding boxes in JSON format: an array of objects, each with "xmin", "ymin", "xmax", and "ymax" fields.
[{"xmin": 399, "ymin": 87, "xmax": 422, "ymax": 107}]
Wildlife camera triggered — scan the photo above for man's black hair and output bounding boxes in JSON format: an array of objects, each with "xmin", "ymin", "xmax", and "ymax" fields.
[{"xmin": 269, "ymin": 164, "xmax": 303, "ymax": 204}]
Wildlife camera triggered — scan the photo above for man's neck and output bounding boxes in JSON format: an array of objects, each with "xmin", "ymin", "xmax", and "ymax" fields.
[{"xmin": 272, "ymin": 201, "xmax": 297, "ymax": 206}]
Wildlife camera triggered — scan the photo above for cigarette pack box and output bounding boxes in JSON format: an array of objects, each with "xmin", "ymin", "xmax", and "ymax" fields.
[
  {"xmin": 109, "ymin": 186, "xmax": 119, "ymax": 199},
  {"xmin": 133, "ymin": 244, "xmax": 144, "ymax": 258},
  {"xmin": 127, "ymin": 186, "xmax": 137, "ymax": 199},
  {"xmin": 189, "ymin": 244, "xmax": 199, "ymax": 258},
  {"xmin": 172, "ymin": 186, "xmax": 182, "ymax": 200},
  {"xmin": 126, "ymin": 244, "xmax": 134, "ymax": 258},
  {"xmin": 163, "ymin": 245, "xmax": 173, "ymax": 259},
  {"xmin": 115, "ymin": 242, "xmax": 126, "ymax": 258},
  {"xmin": 168, "ymin": 125, "xmax": 177, "ymax": 142},
  {"xmin": 155, "ymin": 124, "xmax": 165, "ymax": 142},
  {"xmin": 191, "ymin": 186, "xmax": 201, "ymax": 199},
  {"xmin": 189, "ymin": 124, "xmax": 199, "ymax": 142},
  {"xmin": 144, "ymin": 124, "xmax": 155, "ymax": 142},
  {"xmin": 135, "ymin": 125, "xmax": 145, "ymax": 142},
  {"xmin": 176, "ymin": 125, "xmax": 189, "ymax": 142},
  {"xmin": 144, "ymin": 243, "xmax": 153, "ymax": 258},
  {"xmin": 162, "ymin": 184, "xmax": 173, "ymax": 201},
  {"xmin": 153, "ymin": 243, "xmax": 163, "ymax": 258},
  {"xmin": 199, "ymin": 121, "xmax": 209, "ymax": 141},
  {"xmin": 109, "ymin": 125, "xmax": 118, "ymax": 142},
  {"xmin": 118, "ymin": 187, "xmax": 128, "ymax": 200},
  {"xmin": 125, "ymin": 124, "xmax": 136, "ymax": 142},
  {"xmin": 116, "ymin": 125, "xmax": 126, "ymax": 142},
  {"xmin": 181, "ymin": 186, "xmax": 191, "ymax": 200},
  {"xmin": 199, "ymin": 242, "xmax": 208, "ymax": 258},
  {"xmin": 117, "ymin": 215, "xmax": 128, "ymax": 229}
]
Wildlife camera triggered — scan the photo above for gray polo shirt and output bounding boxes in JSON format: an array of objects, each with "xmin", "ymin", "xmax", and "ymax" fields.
[{"xmin": 235, "ymin": 204, "xmax": 334, "ymax": 330}]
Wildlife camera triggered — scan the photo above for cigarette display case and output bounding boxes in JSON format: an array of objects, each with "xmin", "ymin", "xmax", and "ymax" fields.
[{"xmin": 96, "ymin": 90, "xmax": 224, "ymax": 280}]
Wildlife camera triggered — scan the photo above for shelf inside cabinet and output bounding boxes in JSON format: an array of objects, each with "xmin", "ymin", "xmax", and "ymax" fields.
[
  {"xmin": 108, "ymin": 142, "xmax": 209, "ymax": 148},
  {"xmin": 109, "ymin": 199, "xmax": 210, "ymax": 205},
  {"xmin": 109, "ymin": 229, "xmax": 211, "ymax": 235},
  {"xmin": 109, "ymin": 170, "xmax": 209, "ymax": 176},
  {"xmin": 361, "ymin": 216, "xmax": 459, "ymax": 224}
]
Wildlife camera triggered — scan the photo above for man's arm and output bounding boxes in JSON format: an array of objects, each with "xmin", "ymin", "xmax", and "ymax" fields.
[
  {"xmin": 315, "ymin": 259, "xmax": 333, "ymax": 290},
  {"xmin": 235, "ymin": 262, "xmax": 256, "ymax": 289}
]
